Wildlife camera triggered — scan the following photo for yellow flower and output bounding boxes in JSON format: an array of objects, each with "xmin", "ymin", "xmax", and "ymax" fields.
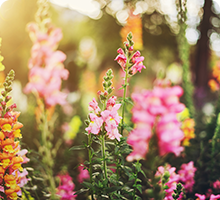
[{"xmin": 181, "ymin": 118, "xmax": 195, "ymax": 146}]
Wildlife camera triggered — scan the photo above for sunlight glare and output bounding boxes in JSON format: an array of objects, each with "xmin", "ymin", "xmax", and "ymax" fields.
[{"xmin": 50, "ymin": 0, "xmax": 101, "ymax": 19}]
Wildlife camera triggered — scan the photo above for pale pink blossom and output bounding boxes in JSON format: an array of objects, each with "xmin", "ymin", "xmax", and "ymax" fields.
[
  {"xmin": 17, "ymin": 149, "xmax": 30, "ymax": 164},
  {"xmin": 89, "ymin": 98, "xmax": 101, "ymax": 114},
  {"xmin": 86, "ymin": 113, "xmax": 103, "ymax": 135},
  {"xmin": 106, "ymin": 96, "xmax": 117, "ymax": 110},
  {"xmin": 114, "ymin": 48, "xmax": 127, "ymax": 70},
  {"xmin": 130, "ymin": 51, "xmax": 146, "ymax": 74},
  {"xmin": 24, "ymin": 22, "xmax": 69, "ymax": 107}
]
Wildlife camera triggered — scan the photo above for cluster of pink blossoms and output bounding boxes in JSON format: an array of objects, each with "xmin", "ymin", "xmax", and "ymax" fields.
[
  {"xmin": 155, "ymin": 161, "xmax": 197, "ymax": 200},
  {"xmin": 85, "ymin": 96, "xmax": 122, "ymax": 141},
  {"xmin": 24, "ymin": 22, "xmax": 69, "ymax": 107},
  {"xmin": 115, "ymin": 47, "xmax": 145, "ymax": 75},
  {"xmin": 127, "ymin": 80, "xmax": 185, "ymax": 161},
  {"xmin": 178, "ymin": 161, "xmax": 196, "ymax": 193},
  {"xmin": 155, "ymin": 164, "xmax": 180, "ymax": 200},
  {"xmin": 56, "ymin": 173, "xmax": 77, "ymax": 200}
]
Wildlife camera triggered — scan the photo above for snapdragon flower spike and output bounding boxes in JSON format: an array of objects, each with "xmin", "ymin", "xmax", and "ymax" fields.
[
  {"xmin": 0, "ymin": 70, "xmax": 29, "ymax": 199},
  {"xmin": 115, "ymin": 32, "xmax": 145, "ymax": 75},
  {"xmin": 126, "ymin": 79, "xmax": 185, "ymax": 161},
  {"xmin": 98, "ymin": 69, "xmax": 114, "ymax": 102},
  {"xmin": 86, "ymin": 69, "xmax": 122, "ymax": 141},
  {"xmin": 24, "ymin": 20, "xmax": 69, "ymax": 107}
]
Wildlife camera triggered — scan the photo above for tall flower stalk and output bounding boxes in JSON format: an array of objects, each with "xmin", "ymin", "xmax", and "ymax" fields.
[
  {"xmin": 84, "ymin": 69, "xmax": 122, "ymax": 198},
  {"xmin": 24, "ymin": 0, "xmax": 69, "ymax": 198},
  {"xmin": 176, "ymin": 0, "xmax": 195, "ymax": 118},
  {"xmin": 115, "ymin": 32, "xmax": 146, "ymax": 135}
]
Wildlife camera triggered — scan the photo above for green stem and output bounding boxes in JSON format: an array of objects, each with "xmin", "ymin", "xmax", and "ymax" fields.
[
  {"xmin": 39, "ymin": 112, "xmax": 58, "ymax": 199},
  {"xmin": 101, "ymin": 134, "xmax": 108, "ymax": 180},
  {"xmin": 212, "ymin": 113, "xmax": 220, "ymax": 154},
  {"xmin": 88, "ymin": 134, "xmax": 95, "ymax": 200},
  {"xmin": 120, "ymin": 59, "xmax": 129, "ymax": 135},
  {"xmin": 133, "ymin": 160, "xmax": 139, "ymax": 199}
]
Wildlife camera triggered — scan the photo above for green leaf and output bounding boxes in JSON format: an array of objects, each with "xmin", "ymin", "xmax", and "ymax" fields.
[
  {"xmin": 139, "ymin": 169, "xmax": 146, "ymax": 178},
  {"xmin": 74, "ymin": 188, "xmax": 89, "ymax": 195},
  {"xmin": 136, "ymin": 184, "xmax": 142, "ymax": 193},
  {"xmin": 82, "ymin": 181, "xmax": 93, "ymax": 189},
  {"xmin": 69, "ymin": 145, "xmax": 85, "ymax": 151},
  {"xmin": 105, "ymin": 141, "xmax": 115, "ymax": 146},
  {"xmin": 105, "ymin": 186, "xmax": 122, "ymax": 193},
  {"xmin": 128, "ymin": 174, "xmax": 135, "ymax": 181}
]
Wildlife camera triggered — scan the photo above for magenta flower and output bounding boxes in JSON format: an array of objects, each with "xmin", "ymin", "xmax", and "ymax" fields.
[
  {"xmin": 178, "ymin": 161, "xmax": 196, "ymax": 193},
  {"xmin": 195, "ymin": 193, "xmax": 206, "ymax": 200},
  {"xmin": 56, "ymin": 173, "xmax": 77, "ymax": 200},
  {"xmin": 86, "ymin": 113, "xmax": 103, "ymax": 135},
  {"xmin": 126, "ymin": 126, "xmax": 152, "ymax": 161},
  {"xmin": 157, "ymin": 113, "xmax": 184, "ymax": 156},
  {"xmin": 210, "ymin": 194, "xmax": 220, "ymax": 200},
  {"xmin": 155, "ymin": 164, "xmax": 180, "ymax": 200},
  {"xmin": 77, "ymin": 165, "xmax": 90, "ymax": 183},
  {"xmin": 213, "ymin": 180, "xmax": 220, "ymax": 190},
  {"xmin": 127, "ymin": 81, "xmax": 185, "ymax": 161}
]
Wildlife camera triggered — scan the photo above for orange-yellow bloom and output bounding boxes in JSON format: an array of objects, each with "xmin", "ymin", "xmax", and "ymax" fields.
[
  {"xmin": 181, "ymin": 118, "xmax": 195, "ymax": 146},
  {"xmin": 11, "ymin": 156, "xmax": 23, "ymax": 171},
  {"xmin": 120, "ymin": 11, "xmax": 143, "ymax": 50},
  {"xmin": 5, "ymin": 185, "xmax": 20, "ymax": 200},
  {"xmin": 208, "ymin": 79, "xmax": 219, "ymax": 92}
]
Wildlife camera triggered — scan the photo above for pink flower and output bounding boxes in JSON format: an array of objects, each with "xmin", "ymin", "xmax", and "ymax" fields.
[
  {"xmin": 130, "ymin": 51, "xmax": 146, "ymax": 74},
  {"xmin": 89, "ymin": 98, "xmax": 101, "ymax": 114},
  {"xmin": 56, "ymin": 173, "xmax": 77, "ymax": 200},
  {"xmin": 126, "ymin": 126, "xmax": 152, "ymax": 161},
  {"xmin": 195, "ymin": 193, "xmax": 206, "ymax": 200},
  {"xmin": 106, "ymin": 96, "xmax": 117, "ymax": 110},
  {"xmin": 101, "ymin": 103, "xmax": 122, "ymax": 141},
  {"xmin": 77, "ymin": 165, "xmax": 90, "ymax": 183},
  {"xmin": 157, "ymin": 113, "xmax": 184, "ymax": 156},
  {"xmin": 210, "ymin": 194, "xmax": 220, "ymax": 200},
  {"xmin": 17, "ymin": 149, "xmax": 30, "ymax": 164},
  {"xmin": 86, "ymin": 113, "xmax": 103, "ymax": 135},
  {"xmin": 114, "ymin": 48, "xmax": 127, "ymax": 70},
  {"xmin": 24, "ymin": 22, "xmax": 69, "ymax": 108},
  {"xmin": 178, "ymin": 161, "xmax": 196, "ymax": 193},
  {"xmin": 213, "ymin": 180, "xmax": 220, "ymax": 190},
  {"xmin": 155, "ymin": 164, "xmax": 180, "ymax": 200}
]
